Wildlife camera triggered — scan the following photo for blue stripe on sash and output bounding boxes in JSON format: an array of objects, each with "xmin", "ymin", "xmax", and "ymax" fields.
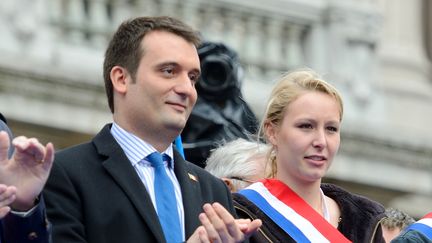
[
  {"xmin": 406, "ymin": 223, "xmax": 432, "ymax": 240},
  {"xmin": 240, "ymin": 189, "xmax": 311, "ymax": 243}
]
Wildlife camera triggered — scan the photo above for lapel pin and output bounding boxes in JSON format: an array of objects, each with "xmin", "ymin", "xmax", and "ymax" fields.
[{"xmin": 188, "ymin": 173, "xmax": 198, "ymax": 182}]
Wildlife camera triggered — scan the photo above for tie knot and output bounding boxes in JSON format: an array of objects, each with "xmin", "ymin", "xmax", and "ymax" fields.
[{"xmin": 147, "ymin": 152, "xmax": 170, "ymax": 168}]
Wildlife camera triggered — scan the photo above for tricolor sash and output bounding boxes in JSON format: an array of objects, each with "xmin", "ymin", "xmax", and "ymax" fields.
[
  {"xmin": 404, "ymin": 212, "xmax": 432, "ymax": 240},
  {"xmin": 239, "ymin": 179, "xmax": 351, "ymax": 243}
]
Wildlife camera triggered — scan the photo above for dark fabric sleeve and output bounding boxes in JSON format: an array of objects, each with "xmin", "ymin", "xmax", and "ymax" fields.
[{"xmin": 2, "ymin": 197, "xmax": 51, "ymax": 243}]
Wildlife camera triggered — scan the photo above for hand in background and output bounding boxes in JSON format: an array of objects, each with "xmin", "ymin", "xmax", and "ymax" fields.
[
  {"xmin": 0, "ymin": 184, "xmax": 16, "ymax": 218},
  {"xmin": 0, "ymin": 131, "xmax": 54, "ymax": 211}
]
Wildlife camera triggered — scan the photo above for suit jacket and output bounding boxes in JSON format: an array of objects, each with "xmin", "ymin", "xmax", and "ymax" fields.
[{"xmin": 43, "ymin": 124, "xmax": 236, "ymax": 243}]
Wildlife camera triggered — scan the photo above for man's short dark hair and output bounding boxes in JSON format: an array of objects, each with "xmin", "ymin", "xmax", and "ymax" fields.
[{"xmin": 103, "ymin": 16, "xmax": 201, "ymax": 113}]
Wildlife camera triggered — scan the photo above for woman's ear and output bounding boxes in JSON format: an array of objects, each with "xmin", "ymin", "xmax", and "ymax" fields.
[
  {"xmin": 265, "ymin": 121, "xmax": 278, "ymax": 147},
  {"xmin": 110, "ymin": 66, "xmax": 129, "ymax": 94}
]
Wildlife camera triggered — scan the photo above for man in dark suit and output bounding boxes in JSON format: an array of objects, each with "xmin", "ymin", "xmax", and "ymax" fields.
[
  {"xmin": 43, "ymin": 16, "xmax": 261, "ymax": 243},
  {"xmin": 0, "ymin": 114, "xmax": 54, "ymax": 243}
]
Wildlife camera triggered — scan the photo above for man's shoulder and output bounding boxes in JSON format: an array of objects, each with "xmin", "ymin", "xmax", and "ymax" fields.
[
  {"xmin": 181, "ymin": 159, "xmax": 230, "ymax": 196},
  {"xmin": 55, "ymin": 124, "xmax": 113, "ymax": 163},
  {"xmin": 55, "ymin": 141, "xmax": 95, "ymax": 160},
  {"xmin": 183, "ymin": 160, "xmax": 221, "ymax": 182}
]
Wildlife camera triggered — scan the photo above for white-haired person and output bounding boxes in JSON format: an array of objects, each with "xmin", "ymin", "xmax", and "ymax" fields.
[
  {"xmin": 381, "ymin": 208, "xmax": 416, "ymax": 242},
  {"xmin": 205, "ymin": 138, "xmax": 270, "ymax": 192},
  {"xmin": 233, "ymin": 69, "xmax": 386, "ymax": 242}
]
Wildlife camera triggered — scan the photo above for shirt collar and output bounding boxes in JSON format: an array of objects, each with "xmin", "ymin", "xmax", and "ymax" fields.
[{"xmin": 110, "ymin": 122, "xmax": 174, "ymax": 168}]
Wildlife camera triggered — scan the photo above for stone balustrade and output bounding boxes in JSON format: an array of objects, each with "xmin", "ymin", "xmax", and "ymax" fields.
[{"xmin": 42, "ymin": 0, "xmax": 318, "ymax": 82}]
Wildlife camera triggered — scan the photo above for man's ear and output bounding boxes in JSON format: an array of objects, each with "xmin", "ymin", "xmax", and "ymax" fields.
[
  {"xmin": 110, "ymin": 66, "xmax": 129, "ymax": 94},
  {"xmin": 221, "ymin": 177, "xmax": 236, "ymax": 193}
]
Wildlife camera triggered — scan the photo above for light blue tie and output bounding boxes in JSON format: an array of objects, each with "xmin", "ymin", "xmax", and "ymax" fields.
[{"xmin": 147, "ymin": 152, "xmax": 182, "ymax": 243}]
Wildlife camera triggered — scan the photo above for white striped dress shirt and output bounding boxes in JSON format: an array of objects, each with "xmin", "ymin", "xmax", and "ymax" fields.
[{"xmin": 110, "ymin": 123, "xmax": 185, "ymax": 240}]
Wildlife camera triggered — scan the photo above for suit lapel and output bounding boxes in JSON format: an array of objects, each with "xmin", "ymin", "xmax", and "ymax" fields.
[
  {"xmin": 173, "ymin": 151, "xmax": 204, "ymax": 238},
  {"xmin": 93, "ymin": 125, "xmax": 166, "ymax": 243}
]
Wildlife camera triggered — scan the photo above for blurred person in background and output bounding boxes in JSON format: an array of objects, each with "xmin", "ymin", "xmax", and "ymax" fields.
[
  {"xmin": 182, "ymin": 41, "xmax": 259, "ymax": 168},
  {"xmin": 381, "ymin": 208, "xmax": 415, "ymax": 243},
  {"xmin": 205, "ymin": 138, "xmax": 270, "ymax": 192}
]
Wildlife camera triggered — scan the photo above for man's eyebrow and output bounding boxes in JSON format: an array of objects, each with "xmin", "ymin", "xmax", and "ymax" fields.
[
  {"xmin": 154, "ymin": 61, "xmax": 200, "ymax": 75},
  {"xmin": 190, "ymin": 68, "xmax": 201, "ymax": 75},
  {"xmin": 155, "ymin": 61, "xmax": 178, "ymax": 69}
]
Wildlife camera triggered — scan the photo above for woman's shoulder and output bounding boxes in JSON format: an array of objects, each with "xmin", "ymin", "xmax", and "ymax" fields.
[
  {"xmin": 321, "ymin": 183, "xmax": 385, "ymax": 215},
  {"xmin": 321, "ymin": 183, "xmax": 386, "ymax": 243}
]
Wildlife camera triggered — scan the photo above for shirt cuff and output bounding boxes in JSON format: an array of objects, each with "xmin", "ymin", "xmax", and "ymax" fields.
[{"xmin": 10, "ymin": 201, "xmax": 39, "ymax": 217}]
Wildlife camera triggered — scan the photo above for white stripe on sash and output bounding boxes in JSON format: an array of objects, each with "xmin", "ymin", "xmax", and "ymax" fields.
[{"xmin": 245, "ymin": 182, "xmax": 330, "ymax": 242}]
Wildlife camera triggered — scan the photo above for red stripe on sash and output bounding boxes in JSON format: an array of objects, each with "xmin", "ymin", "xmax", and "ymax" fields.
[{"xmin": 263, "ymin": 179, "xmax": 351, "ymax": 243}]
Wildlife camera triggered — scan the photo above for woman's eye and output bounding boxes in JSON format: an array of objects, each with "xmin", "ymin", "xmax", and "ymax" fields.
[
  {"xmin": 298, "ymin": 124, "xmax": 313, "ymax": 129},
  {"xmin": 327, "ymin": 126, "xmax": 339, "ymax": 132}
]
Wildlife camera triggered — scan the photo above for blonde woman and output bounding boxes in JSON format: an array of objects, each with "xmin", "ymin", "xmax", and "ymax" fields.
[{"xmin": 233, "ymin": 69, "xmax": 385, "ymax": 242}]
